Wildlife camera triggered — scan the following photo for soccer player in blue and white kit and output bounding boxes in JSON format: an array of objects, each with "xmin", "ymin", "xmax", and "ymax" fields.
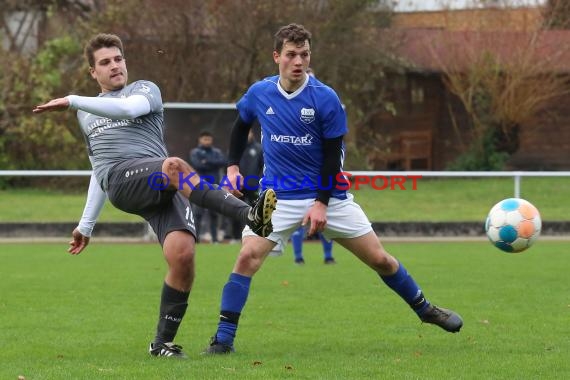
[
  {"xmin": 33, "ymin": 33, "xmax": 276, "ymax": 358},
  {"xmin": 205, "ymin": 23, "xmax": 463, "ymax": 354}
]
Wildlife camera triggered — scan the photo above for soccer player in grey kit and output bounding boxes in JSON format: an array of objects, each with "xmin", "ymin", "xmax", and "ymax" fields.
[{"xmin": 33, "ymin": 33, "xmax": 276, "ymax": 358}]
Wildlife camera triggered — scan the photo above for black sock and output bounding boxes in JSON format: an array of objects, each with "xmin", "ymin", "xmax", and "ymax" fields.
[
  {"xmin": 154, "ymin": 283, "xmax": 190, "ymax": 344},
  {"xmin": 189, "ymin": 184, "xmax": 250, "ymax": 225}
]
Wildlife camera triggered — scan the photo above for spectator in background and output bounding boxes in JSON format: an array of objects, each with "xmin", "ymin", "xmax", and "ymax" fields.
[
  {"xmin": 189, "ymin": 130, "xmax": 227, "ymax": 243},
  {"xmin": 225, "ymin": 129, "xmax": 264, "ymax": 242}
]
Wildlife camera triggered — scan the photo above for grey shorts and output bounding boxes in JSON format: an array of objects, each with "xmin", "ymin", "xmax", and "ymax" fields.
[{"xmin": 106, "ymin": 157, "xmax": 197, "ymax": 244}]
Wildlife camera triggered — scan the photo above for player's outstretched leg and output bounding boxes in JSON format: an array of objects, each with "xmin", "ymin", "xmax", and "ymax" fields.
[
  {"xmin": 380, "ymin": 261, "xmax": 463, "ymax": 333},
  {"xmin": 337, "ymin": 232, "xmax": 462, "ymax": 333},
  {"xmin": 188, "ymin": 187, "xmax": 276, "ymax": 238}
]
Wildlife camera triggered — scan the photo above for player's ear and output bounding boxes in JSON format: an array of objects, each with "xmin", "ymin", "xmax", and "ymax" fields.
[
  {"xmin": 89, "ymin": 67, "xmax": 96, "ymax": 79},
  {"xmin": 273, "ymin": 51, "xmax": 280, "ymax": 64}
]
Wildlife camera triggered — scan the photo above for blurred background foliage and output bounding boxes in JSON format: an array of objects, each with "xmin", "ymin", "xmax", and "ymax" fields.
[
  {"xmin": 2, "ymin": 0, "xmax": 570, "ymax": 186},
  {"xmin": 0, "ymin": 0, "xmax": 401, "ymax": 179}
]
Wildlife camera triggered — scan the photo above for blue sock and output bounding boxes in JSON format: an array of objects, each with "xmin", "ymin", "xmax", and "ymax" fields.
[
  {"xmin": 216, "ymin": 273, "xmax": 251, "ymax": 345},
  {"xmin": 380, "ymin": 262, "xmax": 430, "ymax": 315},
  {"xmin": 318, "ymin": 233, "xmax": 333, "ymax": 260},
  {"xmin": 291, "ymin": 226, "xmax": 305, "ymax": 261}
]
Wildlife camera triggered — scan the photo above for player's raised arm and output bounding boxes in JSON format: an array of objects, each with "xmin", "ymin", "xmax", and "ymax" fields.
[
  {"xmin": 32, "ymin": 97, "xmax": 71, "ymax": 113},
  {"xmin": 34, "ymin": 94, "xmax": 150, "ymax": 119}
]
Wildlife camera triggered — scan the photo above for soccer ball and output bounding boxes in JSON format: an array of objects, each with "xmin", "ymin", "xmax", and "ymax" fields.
[{"xmin": 485, "ymin": 198, "xmax": 542, "ymax": 253}]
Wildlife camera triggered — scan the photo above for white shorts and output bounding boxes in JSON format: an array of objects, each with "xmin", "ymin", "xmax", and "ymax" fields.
[{"xmin": 243, "ymin": 193, "xmax": 373, "ymax": 255}]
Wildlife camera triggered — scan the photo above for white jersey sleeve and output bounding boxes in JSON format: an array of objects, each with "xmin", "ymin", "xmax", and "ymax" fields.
[
  {"xmin": 66, "ymin": 94, "xmax": 151, "ymax": 119},
  {"xmin": 77, "ymin": 173, "xmax": 107, "ymax": 237}
]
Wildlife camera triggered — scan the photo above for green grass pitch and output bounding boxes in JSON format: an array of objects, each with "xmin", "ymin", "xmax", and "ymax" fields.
[{"xmin": 1, "ymin": 240, "xmax": 568, "ymax": 379}]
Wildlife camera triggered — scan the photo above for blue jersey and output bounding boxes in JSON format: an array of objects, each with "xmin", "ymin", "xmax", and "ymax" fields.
[{"xmin": 237, "ymin": 74, "xmax": 348, "ymax": 200}]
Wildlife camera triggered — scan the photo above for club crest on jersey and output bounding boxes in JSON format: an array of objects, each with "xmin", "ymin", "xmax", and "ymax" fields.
[{"xmin": 300, "ymin": 107, "xmax": 315, "ymax": 124}]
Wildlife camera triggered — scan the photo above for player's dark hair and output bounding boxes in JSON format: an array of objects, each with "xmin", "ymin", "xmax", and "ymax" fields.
[
  {"xmin": 273, "ymin": 23, "xmax": 311, "ymax": 53},
  {"xmin": 84, "ymin": 33, "xmax": 124, "ymax": 68}
]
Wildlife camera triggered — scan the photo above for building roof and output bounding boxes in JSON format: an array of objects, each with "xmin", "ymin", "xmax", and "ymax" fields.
[
  {"xmin": 394, "ymin": 28, "xmax": 570, "ymax": 73},
  {"xmin": 392, "ymin": 6, "xmax": 543, "ymax": 31}
]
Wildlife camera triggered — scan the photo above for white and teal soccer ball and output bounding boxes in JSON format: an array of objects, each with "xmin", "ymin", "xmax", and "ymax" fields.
[{"xmin": 485, "ymin": 198, "xmax": 542, "ymax": 253}]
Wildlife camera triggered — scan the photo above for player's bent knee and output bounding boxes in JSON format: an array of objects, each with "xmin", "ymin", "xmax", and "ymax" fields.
[
  {"xmin": 164, "ymin": 234, "xmax": 196, "ymax": 268},
  {"xmin": 173, "ymin": 248, "xmax": 195, "ymax": 269}
]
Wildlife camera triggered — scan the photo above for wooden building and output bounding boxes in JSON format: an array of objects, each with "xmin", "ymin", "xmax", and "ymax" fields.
[{"xmin": 369, "ymin": 7, "xmax": 570, "ymax": 171}]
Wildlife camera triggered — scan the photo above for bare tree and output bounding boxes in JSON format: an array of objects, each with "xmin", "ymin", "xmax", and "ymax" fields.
[
  {"xmin": 0, "ymin": 0, "xmax": 103, "ymax": 175},
  {"xmin": 419, "ymin": 2, "xmax": 570, "ymax": 169},
  {"xmin": 70, "ymin": 0, "xmax": 403, "ymax": 168},
  {"xmin": 543, "ymin": 0, "xmax": 570, "ymax": 28}
]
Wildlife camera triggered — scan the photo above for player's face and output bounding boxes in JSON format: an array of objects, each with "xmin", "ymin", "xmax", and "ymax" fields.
[
  {"xmin": 273, "ymin": 40, "xmax": 310, "ymax": 92},
  {"xmin": 90, "ymin": 47, "xmax": 128, "ymax": 93}
]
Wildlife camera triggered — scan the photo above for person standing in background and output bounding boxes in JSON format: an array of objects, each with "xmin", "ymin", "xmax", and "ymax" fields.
[{"xmin": 189, "ymin": 130, "xmax": 227, "ymax": 243}]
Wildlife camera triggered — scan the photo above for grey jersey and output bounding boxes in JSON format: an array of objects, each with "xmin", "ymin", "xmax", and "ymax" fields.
[{"xmin": 76, "ymin": 80, "xmax": 168, "ymax": 190}]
